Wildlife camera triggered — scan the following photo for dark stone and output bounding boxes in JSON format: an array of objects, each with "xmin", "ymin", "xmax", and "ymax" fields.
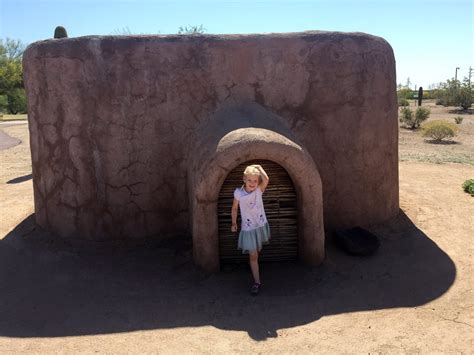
[{"xmin": 334, "ymin": 227, "xmax": 380, "ymax": 256}]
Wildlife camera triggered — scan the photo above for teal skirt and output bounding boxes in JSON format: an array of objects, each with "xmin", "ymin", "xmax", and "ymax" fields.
[{"xmin": 238, "ymin": 223, "xmax": 271, "ymax": 254}]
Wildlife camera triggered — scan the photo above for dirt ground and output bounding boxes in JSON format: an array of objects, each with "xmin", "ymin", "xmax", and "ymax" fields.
[
  {"xmin": 0, "ymin": 104, "xmax": 473, "ymax": 353},
  {"xmin": 399, "ymin": 100, "xmax": 474, "ymax": 165}
]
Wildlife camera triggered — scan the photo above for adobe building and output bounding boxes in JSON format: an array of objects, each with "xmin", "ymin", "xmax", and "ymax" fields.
[{"xmin": 22, "ymin": 31, "xmax": 398, "ymax": 272}]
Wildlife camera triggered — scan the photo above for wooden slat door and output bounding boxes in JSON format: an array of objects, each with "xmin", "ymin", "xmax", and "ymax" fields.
[{"xmin": 218, "ymin": 160, "xmax": 298, "ymax": 263}]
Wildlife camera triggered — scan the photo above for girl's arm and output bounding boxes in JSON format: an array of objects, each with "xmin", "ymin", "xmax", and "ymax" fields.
[
  {"xmin": 253, "ymin": 164, "xmax": 269, "ymax": 192},
  {"xmin": 231, "ymin": 198, "xmax": 239, "ymax": 232}
]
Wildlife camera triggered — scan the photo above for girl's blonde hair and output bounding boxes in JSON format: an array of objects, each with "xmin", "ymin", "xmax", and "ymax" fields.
[
  {"xmin": 242, "ymin": 165, "xmax": 262, "ymax": 186},
  {"xmin": 243, "ymin": 165, "xmax": 260, "ymax": 177}
]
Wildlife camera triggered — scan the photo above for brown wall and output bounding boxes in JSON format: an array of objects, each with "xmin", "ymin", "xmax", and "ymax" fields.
[{"xmin": 22, "ymin": 31, "xmax": 398, "ymax": 240}]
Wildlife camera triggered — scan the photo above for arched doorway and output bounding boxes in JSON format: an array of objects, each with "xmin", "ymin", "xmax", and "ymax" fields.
[
  {"xmin": 218, "ymin": 160, "xmax": 298, "ymax": 263},
  {"xmin": 188, "ymin": 126, "xmax": 324, "ymax": 272}
]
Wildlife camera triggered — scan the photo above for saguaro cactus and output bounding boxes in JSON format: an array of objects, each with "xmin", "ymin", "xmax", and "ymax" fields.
[
  {"xmin": 54, "ymin": 26, "xmax": 68, "ymax": 39},
  {"xmin": 418, "ymin": 86, "xmax": 423, "ymax": 106}
]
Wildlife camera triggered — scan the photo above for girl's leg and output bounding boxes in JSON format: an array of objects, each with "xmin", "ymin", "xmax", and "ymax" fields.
[{"xmin": 249, "ymin": 251, "xmax": 261, "ymax": 284}]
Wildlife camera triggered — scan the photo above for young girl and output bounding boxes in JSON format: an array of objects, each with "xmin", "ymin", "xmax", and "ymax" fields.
[{"xmin": 231, "ymin": 164, "xmax": 270, "ymax": 295}]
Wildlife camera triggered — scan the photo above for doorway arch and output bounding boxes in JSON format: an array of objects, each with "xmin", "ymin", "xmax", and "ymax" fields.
[{"xmin": 188, "ymin": 127, "xmax": 324, "ymax": 272}]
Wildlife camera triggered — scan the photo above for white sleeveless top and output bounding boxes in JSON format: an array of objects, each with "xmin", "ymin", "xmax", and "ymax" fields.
[{"xmin": 234, "ymin": 186, "xmax": 268, "ymax": 231}]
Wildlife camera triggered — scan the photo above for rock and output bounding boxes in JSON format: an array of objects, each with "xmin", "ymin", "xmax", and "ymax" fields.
[{"xmin": 334, "ymin": 227, "xmax": 380, "ymax": 256}]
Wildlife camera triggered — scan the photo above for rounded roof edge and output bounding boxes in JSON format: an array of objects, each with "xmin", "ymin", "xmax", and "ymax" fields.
[{"xmin": 23, "ymin": 30, "xmax": 391, "ymax": 53}]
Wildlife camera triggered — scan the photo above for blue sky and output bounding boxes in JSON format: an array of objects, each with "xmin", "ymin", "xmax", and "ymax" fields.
[{"xmin": 1, "ymin": 0, "xmax": 472, "ymax": 88}]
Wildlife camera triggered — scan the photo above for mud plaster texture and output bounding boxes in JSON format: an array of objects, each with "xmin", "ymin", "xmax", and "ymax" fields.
[{"xmin": 22, "ymin": 31, "xmax": 399, "ymax": 270}]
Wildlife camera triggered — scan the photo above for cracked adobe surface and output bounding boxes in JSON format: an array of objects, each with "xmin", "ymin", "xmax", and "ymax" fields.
[{"xmin": 22, "ymin": 31, "xmax": 398, "ymax": 240}]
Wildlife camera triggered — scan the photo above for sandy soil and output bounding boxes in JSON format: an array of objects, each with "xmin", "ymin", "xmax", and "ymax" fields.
[{"xmin": 0, "ymin": 114, "xmax": 473, "ymax": 353}]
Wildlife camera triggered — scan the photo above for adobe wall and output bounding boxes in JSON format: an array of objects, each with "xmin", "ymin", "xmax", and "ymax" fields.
[{"xmin": 22, "ymin": 31, "xmax": 398, "ymax": 240}]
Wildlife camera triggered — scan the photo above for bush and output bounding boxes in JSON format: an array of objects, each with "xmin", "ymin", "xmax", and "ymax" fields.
[
  {"xmin": 398, "ymin": 98, "xmax": 409, "ymax": 107},
  {"xmin": 454, "ymin": 116, "xmax": 464, "ymax": 124},
  {"xmin": 397, "ymin": 87, "xmax": 414, "ymax": 100},
  {"xmin": 462, "ymin": 179, "xmax": 474, "ymax": 196},
  {"xmin": 178, "ymin": 25, "xmax": 206, "ymax": 35},
  {"xmin": 422, "ymin": 120, "xmax": 458, "ymax": 142},
  {"xmin": 415, "ymin": 106, "xmax": 430, "ymax": 122},
  {"xmin": 422, "ymin": 90, "xmax": 431, "ymax": 100},
  {"xmin": 399, "ymin": 107, "xmax": 430, "ymax": 129},
  {"xmin": 400, "ymin": 106, "xmax": 413, "ymax": 124}
]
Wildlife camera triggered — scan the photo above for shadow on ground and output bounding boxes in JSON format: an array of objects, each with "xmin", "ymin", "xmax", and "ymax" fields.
[
  {"xmin": 0, "ymin": 210, "xmax": 455, "ymax": 340},
  {"xmin": 6, "ymin": 174, "xmax": 32, "ymax": 184},
  {"xmin": 424, "ymin": 139, "xmax": 460, "ymax": 145}
]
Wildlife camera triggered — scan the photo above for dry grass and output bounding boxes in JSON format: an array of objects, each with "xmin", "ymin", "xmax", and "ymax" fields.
[{"xmin": 0, "ymin": 114, "xmax": 28, "ymax": 122}]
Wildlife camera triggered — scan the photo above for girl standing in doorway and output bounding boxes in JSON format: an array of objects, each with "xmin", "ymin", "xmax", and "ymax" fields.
[{"xmin": 231, "ymin": 164, "xmax": 270, "ymax": 295}]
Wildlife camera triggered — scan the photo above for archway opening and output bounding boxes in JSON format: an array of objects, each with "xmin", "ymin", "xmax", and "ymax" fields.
[{"xmin": 218, "ymin": 160, "xmax": 298, "ymax": 264}]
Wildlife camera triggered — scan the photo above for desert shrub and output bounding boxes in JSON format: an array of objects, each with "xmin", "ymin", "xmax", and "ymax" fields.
[
  {"xmin": 422, "ymin": 120, "xmax": 458, "ymax": 142},
  {"xmin": 178, "ymin": 25, "xmax": 206, "ymax": 35},
  {"xmin": 400, "ymin": 107, "xmax": 430, "ymax": 129},
  {"xmin": 397, "ymin": 87, "xmax": 414, "ymax": 100},
  {"xmin": 398, "ymin": 98, "xmax": 409, "ymax": 107},
  {"xmin": 399, "ymin": 107, "xmax": 413, "ymax": 125},
  {"xmin": 462, "ymin": 179, "xmax": 474, "ymax": 196},
  {"xmin": 415, "ymin": 106, "xmax": 430, "ymax": 123},
  {"xmin": 454, "ymin": 116, "xmax": 464, "ymax": 124}
]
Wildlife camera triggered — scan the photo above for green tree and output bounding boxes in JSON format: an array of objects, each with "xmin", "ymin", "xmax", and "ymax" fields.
[
  {"xmin": 0, "ymin": 94, "xmax": 8, "ymax": 113},
  {"xmin": 397, "ymin": 80, "xmax": 415, "ymax": 106},
  {"xmin": 433, "ymin": 77, "xmax": 472, "ymax": 109},
  {"xmin": 0, "ymin": 38, "xmax": 27, "ymax": 114},
  {"xmin": 0, "ymin": 59, "xmax": 23, "ymax": 92},
  {"xmin": 7, "ymin": 88, "xmax": 27, "ymax": 114},
  {"xmin": 0, "ymin": 38, "xmax": 25, "ymax": 61},
  {"xmin": 397, "ymin": 87, "xmax": 414, "ymax": 100}
]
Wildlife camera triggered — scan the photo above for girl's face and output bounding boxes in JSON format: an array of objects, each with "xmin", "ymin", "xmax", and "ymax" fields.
[{"xmin": 243, "ymin": 174, "xmax": 259, "ymax": 192}]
